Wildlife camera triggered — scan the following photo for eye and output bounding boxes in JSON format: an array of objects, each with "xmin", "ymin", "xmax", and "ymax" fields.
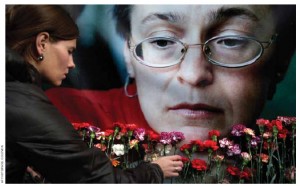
[
  {"xmin": 150, "ymin": 38, "xmax": 177, "ymax": 49},
  {"xmin": 216, "ymin": 38, "xmax": 248, "ymax": 48}
]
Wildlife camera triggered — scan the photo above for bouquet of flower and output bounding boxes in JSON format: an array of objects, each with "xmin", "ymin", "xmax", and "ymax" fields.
[
  {"xmin": 175, "ymin": 116, "xmax": 296, "ymax": 183},
  {"xmin": 72, "ymin": 116, "xmax": 296, "ymax": 183}
]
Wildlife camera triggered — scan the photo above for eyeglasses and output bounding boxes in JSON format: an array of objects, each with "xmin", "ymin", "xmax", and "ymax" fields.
[{"xmin": 129, "ymin": 35, "xmax": 277, "ymax": 68}]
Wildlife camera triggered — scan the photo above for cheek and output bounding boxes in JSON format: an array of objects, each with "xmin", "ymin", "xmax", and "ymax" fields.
[
  {"xmin": 135, "ymin": 69, "xmax": 164, "ymax": 108},
  {"xmin": 57, "ymin": 53, "xmax": 69, "ymax": 68},
  {"xmin": 50, "ymin": 51, "xmax": 68, "ymax": 83},
  {"xmin": 222, "ymin": 70, "xmax": 270, "ymax": 124},
  {"xmin": 52, "ymin": 46, "xmax": 69, "ymax": 68},
  {"xmin": 134, "ymin": 66, "xmax": 173, "ymax": 128},
  {"xmin": 135, "ymin": 65, "xmax": 172, "ymax": 100}
]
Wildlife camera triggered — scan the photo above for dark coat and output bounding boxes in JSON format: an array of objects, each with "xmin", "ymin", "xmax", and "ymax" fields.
[{"xmin": 5, "ymin": 54, "xmax": 163, "ymax": 183}]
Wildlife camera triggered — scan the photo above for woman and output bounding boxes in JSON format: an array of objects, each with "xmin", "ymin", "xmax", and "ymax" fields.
[
  {"xmin": 6, "ymin": 5, "xmax": 182, "ymax": 183},
  {"xmin": 46, "ymin": 5, "xmax": 295, "ymax": 143}
]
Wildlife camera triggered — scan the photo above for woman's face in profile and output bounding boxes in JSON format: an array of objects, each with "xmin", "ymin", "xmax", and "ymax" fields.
[
  {"xmin": 125, "ymin": 5, "xmax": 276, "ymax": 143},
  {"xmin": 38, "ymin": 39, "xmax": 77, "ymax": 86}
]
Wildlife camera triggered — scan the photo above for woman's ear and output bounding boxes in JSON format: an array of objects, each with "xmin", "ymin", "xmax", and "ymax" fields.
[
  {"xmin": 123, "ymin": 40, "xmax": 135, "ymax": 78},
  {"xmin": 36, "ymin": 32, "xmax": 50, "ymax": 55}
]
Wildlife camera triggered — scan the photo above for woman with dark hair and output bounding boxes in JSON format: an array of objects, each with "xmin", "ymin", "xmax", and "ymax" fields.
[{"xmin": 6, "ymin": 5, "xmax": 182, "ymax": 183}]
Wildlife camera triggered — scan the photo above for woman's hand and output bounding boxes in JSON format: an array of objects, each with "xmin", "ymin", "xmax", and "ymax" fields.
[{"xmin": 151, "ymin": 155, "xmax": 183, "ymax": 178}]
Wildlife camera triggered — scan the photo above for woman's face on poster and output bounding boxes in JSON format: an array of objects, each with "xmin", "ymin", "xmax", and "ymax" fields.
[{"xmin": 125, "ymin": 5, "xmax": 276, "ymax": 142}]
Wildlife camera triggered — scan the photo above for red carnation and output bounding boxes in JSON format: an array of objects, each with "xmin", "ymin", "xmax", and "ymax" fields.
[
  {"xmin": 113, "ymin": 122, "xmax": 126, "ymax": 134},
  {"xmin": 208, "ymin": 130, "xmax": 220, "ymax": 141},
  {"xmin": 203, "ymin": 140, "xmax": 219, "ymax": 151},
  {"xmin": 72, "ymin": 122, "xmax": 91, "ymax": 130},
  {"xmin": 271, "ymin": 119, "xmax": 283, "ymax": 131},
  {"xmin": 227, "ymin": 165, "xmax": 240, "ymax": 176},
  {"xmin": 125, "ymin": 123, "xmax": 138, "ymax": 131},
  {"xmin": 256, "ymin": 118, "xmax": 270, "ymax": 126},
  {"xmin": 191, "ymin": 159, "xmax": 207, "ymax": 171},
  {"xmin": 181, "ymin": 156, "xmax": 190, "ymax": 164},
  {"xmin": 147, "ymin": 130, "xmax": 160, "ymax": 142},
  {"xmin": 278, "ymin": 128, "xmax": 288, "ymax": 139},
  {"xmin": 190, "ymin": 140, "xmax": 204, "ymax": 151},
  {"xmin": 180, "ymin": 144, "xmax": 191, "ymax": 155},
  {"xmin": 104, "ymin": 129, "xmax": 114, "ymax": 137},
  {"xmin": 239, "ymin": 167, "xmax": 252, "ymax": 180}
]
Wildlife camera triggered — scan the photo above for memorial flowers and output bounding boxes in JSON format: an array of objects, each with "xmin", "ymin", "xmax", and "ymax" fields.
[{"xmin": 73, "ymin": 116, "xmax": 296, "ymax": 183}]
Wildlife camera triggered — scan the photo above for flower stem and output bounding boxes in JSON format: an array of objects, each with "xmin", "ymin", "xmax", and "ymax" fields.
[
  {"xmin": 257, "ymin": 131, "xmax": 264, "ymax": 183},
  {"xmin": 292, "ymin": 127, "xmax": 295, "ymax": 167},
  {"xmin": 274, "ymin": 137, "xmax": 283, "ymax": 182},
  {"xmin": 89, "ymin": 131, "xmax": 95, "ymax": 148},
  {"xmin": 247, "ymin": 139, "xmax": 254, "ymax": 183}
]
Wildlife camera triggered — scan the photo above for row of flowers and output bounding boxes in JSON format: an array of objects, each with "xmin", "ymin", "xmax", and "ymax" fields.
[{"xmin": 72, "ymin": 116, "xmax": 296, "ymax": 183}]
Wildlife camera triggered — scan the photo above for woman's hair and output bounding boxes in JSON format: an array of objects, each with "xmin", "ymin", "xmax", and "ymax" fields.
[
  {"xmin": 269, "ymin": 5, "xmax": 296, "ymax": 82},
  {"xmin": 113, "ymin": 5, "xmax": 132, "ymax": 40},
  {"xmin": 113, "ymin": 5, "xmax": 295, "ymax": 44},
  {"xmin": 6, "ymin": 47, "xmax": 40, "ymax": 83},
  {"xmin": 6, "ymin": 5, "xmax": 79, "ymax": 62}
]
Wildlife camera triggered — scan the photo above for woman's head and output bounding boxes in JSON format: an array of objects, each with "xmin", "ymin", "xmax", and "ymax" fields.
[
  {"xmin": 114, "ymin": 5, "xmax": 295, "ymax": 142},
  {"xmin": 6, "ymin": 5, "xmax": 79, "ymax": 86}
]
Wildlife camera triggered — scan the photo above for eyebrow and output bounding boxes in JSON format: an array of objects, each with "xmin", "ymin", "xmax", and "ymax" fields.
[
  {"xmin": 210, "ymin": 6, "xmax": 259, "ymax": 24},
  {"xmin": 141, "ymin": 12, "xmax": 185, "ymax": 25}
]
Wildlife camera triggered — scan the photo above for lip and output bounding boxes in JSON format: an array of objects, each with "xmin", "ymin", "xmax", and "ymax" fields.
[
  {"xmin": 168, "ymin": 103, "xmax": 223, "ymax": 120},
  {"xmin": 64, "ymin": 71, "xmax": 69, "ymax": 77},
  {"xmin": 62, "ymin": 73, "xmax": 67, "ymax": 79}
]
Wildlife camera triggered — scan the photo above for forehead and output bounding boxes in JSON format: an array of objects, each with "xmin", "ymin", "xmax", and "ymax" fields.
[
  {"xmin": 131, "ymin": 5, "xmax": 272, "ymax": 21},
  {"xmin": 53, "ymin": 39, "xmax": 77, "ymax": 48},
  {"xmin": 130, "ymin": 5, "xmax": 275, "ymax": 36}
]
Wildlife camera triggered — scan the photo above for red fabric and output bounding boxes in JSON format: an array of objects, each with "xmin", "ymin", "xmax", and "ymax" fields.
[{"xmin": 45, "ymin": 84, "xmax": 152, "ymax": 131}]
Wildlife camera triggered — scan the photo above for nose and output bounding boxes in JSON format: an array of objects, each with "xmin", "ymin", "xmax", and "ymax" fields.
[
  {"xmin": 177, "ymin": 45, "xmax": 213, "ymax": 87},
  {"xmin": 68, "ymin": 56, "xmax": 76, "ymax": 69}
]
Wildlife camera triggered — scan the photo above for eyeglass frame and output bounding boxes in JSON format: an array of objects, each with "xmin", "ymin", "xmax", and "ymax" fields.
[{"xmin": 129, "ymin": 34, "xmax": 277, "ymax": 68}]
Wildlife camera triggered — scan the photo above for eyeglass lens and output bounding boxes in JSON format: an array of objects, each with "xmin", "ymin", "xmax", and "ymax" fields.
[{"xmin": 134, "ymin": 36, "xmax": 263, "ymax": 67}]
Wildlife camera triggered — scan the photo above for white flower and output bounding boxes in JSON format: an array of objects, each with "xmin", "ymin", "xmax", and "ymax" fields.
[
  {"xmin": 164, "ymin": 144, "xmax": 172, "ymax": 154},
  {"xmin": 155, "ymin": 143, "xmax": 164, "ymax": 153},
  {"xmin": 241, "ymin": 152, "xmax": 252, "ymax": 162},
  {"xmin": 112, "ymin": 144, "xmax": 125, "ymax": 156},
  {"xmin": 155, "ymin": 143, "xmax": 172, "ymax": 156}
]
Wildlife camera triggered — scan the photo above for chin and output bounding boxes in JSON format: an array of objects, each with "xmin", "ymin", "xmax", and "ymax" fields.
[
  {"xmin": 180, "ymin": 126, "xmax": 215, "ymax": 141},
  {"xmin": 53, "ymin": 81, "xmax": 62, "ymax": 87}
]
